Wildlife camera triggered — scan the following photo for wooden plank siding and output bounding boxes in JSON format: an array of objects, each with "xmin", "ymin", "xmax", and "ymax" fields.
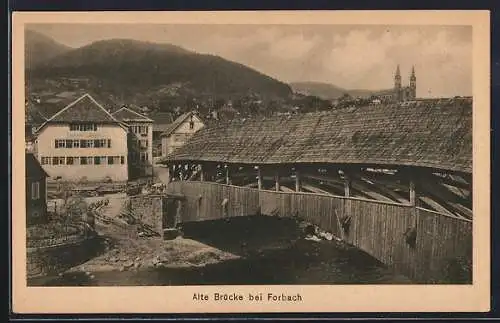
[{"xmin": 166, "ymin": 181, "xmax": 472, "ymax": 283}]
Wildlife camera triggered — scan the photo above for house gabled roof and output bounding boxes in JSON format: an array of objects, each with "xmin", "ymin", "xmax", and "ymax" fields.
[
  {"xmin": 164, "ymin": 101, "xmax": 473, "ymax": 174},
  {"xmin": 112, "ymin": 106, "xmax": 154, "ymax": 123},
  {"xmin": 151, "ymin": 112, "xmax": 175, "ymax": 133},
  {"xmin": 26, "ymin": 153, "xmax": 48, "ymax": 178},
  {"xmin": 160, "ymin": 111, "xmax": 202, "ymax": 137},
  {"xmin": 36, "ymin": 94, "xmax": 127, "ymax": 132}
]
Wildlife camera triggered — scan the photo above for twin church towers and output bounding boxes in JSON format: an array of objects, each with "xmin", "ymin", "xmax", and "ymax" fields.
[{"xmin": 393, "ymin": 64, "xmax": 417, "ymax": 102}]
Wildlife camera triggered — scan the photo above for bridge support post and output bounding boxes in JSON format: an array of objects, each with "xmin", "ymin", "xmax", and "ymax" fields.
[
  {"xmin": 405, "ymin": 178, "xmax": 418, "ymax": 248},
  {"xmin": 340, "ymin": 172, "xmax": 352, "ymax": 240},
  {"xmin": 225, "ymin": 164, "xmax": 230, "ymax": 185},
  {"xmin": 295, "ymin": 167, "xmax": 301, "ymax": 192},
  {"xmin": 170, "ymin": 164, "xmax": 175, "ymax": 181},
  {"xmin": 344, "ymin": 174, "xmax": 351, "ymax": 197},
  {"xmin": 177, "ymin": 163, "xmax": 182, "ymax": 180},
  {"xmin": 256, "ymin": 166, "xmax": 262, "ymax": 190},
  {"xmin": 409, "ymin": 180, "xmax": 416, "ymax": 206},
  {"xmin": 199, "ymin": 164, "xmax": 204, "ymax": 182}
]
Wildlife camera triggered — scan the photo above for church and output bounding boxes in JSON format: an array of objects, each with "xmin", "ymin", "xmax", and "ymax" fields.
[{"xmin": 373, "ymin": 65, "xmax": 417, "ymax": 102}]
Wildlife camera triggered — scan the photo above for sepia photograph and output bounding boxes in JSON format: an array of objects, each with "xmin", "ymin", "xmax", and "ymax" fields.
[{"xmin": 12, "ymin": 10, "xmax": 490, "ymax": 313}]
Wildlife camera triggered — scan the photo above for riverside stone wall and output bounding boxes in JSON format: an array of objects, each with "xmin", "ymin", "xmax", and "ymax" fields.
[
  {"xmin": 27, "ymin": 235, "xmax": 102, "ymax": 279},
  {"xmin": 128, "ymin": 195, "xmax": 165, "ymax": 237}
]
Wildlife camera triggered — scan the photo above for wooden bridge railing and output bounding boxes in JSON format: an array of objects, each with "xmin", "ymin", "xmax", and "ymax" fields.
[{"xmin": 166, "ymin": 181, "xmax": 472, "ymax": 284}]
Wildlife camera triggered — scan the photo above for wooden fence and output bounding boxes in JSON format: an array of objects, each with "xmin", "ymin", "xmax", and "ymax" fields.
[{"xmin": 166, "ymin": 181, "xmax": 472, "ymax": 283}]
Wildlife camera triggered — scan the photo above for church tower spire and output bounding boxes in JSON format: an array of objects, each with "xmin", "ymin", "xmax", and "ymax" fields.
[
  {"xmin": 409, "ymin": 65, "xmax": 416, "ymax": 99},
  {"xmin": 394, "ymin": 64, "xmax": 402, "ymax": 101}
]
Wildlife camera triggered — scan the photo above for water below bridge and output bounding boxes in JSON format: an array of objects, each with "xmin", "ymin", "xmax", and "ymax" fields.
[{"xmin": 32, "ymin": 216, "xmax": 411, "ymax": 286}]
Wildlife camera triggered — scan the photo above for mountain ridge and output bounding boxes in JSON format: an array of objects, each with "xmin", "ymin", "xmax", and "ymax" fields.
[
  {"xmin": 25, "ymin": 29, "xmax": 73, "ymax": 69},
  {"xmin": 290, "ymin": 81, "xmax": 380, "ymax": 100},
  {"xmin": 24, "ymin": 32, "xmax": 336, "ymax": 120},
  {"xmin": 26, "ymin": 35, "xmax": 294, "ymax": 103}
]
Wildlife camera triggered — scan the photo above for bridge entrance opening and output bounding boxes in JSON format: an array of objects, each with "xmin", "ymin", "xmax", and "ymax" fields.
[{"xmin": 162, "ymin": 197, "xmax": 179, "ymax": 229}]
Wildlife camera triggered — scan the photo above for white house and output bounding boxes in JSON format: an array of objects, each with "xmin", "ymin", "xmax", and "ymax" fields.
[
  {"xmin": 160, "ymin": 111, "xmax": 204, "ymax": 158},
  {"xmin": 112, "ymin": 106, "xmax": 154, "ymax": 178},
  {"xmin": 34, "ymin": 94, "xmax": 130, "ymax": 182}
]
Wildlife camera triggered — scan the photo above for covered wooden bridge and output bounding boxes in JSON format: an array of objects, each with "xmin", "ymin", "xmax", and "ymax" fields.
[{"xmin": 160, "ymin": 100, "xmax": 473, "ymax": 283}]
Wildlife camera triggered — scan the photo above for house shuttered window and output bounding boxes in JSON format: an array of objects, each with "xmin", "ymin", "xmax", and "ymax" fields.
[
  {"xmin": 70, "ymin": 123, "xmax": 97, "ymax": 131},
  {"xmin": 107, "ymin": 156, "xmax": 121, "ymax": 165},
  {"xmin": 52, "ymin": 157, "xmax": 65, "ymax": 165},
  {"xmin": 31, "ymin": 181, "xmax": 40, "ymax": 200},
  {"xmin": 54, "ymin": 139, "xmax": 111, "ymax": 148},
  {"xmin": 94, "ymin": 139, "xmax": 107, "ymax": 148},
  {"xmin": 43, "ymin": 156, "xmax": 126, "ymax": 166},
  {"xmin": 55, "ymin": 139, "xmax": 65, "ymax": 148},
  {"xmin": 94, "ymin": 156, "xmax": 107, "ymax": 165}
]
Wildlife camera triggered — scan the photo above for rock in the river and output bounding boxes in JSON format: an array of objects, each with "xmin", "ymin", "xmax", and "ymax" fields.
[
  {"xmin": 124, "ymin": 261, "xmax": 134, "ymax": 268},
  {"xmin": 305, "ymin": 235, "xmax": 321, "ymax": 242},
  {"xmin": 318, "ymin": 231, "xmax": 334, "ymax": 241}
]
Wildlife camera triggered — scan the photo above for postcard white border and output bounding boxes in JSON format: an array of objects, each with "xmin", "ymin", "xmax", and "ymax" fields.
[{"xmin": 12, "ymin": 10, "xmax": 491, "ymax": 313}]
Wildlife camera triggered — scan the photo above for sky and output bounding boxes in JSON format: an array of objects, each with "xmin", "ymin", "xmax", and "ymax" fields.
[{"xmin": 28, "ymin": 24, "xmax": 473, "ymax": 97}]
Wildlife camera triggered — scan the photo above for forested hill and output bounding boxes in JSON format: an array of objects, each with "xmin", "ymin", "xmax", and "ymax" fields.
[
  {"xmin": 26, "ymin": 38, "xmax": 293, "ymax": 102},
  {"xmin": 25, "ymin": 29, "xmax": 72, "ymax": 69}
]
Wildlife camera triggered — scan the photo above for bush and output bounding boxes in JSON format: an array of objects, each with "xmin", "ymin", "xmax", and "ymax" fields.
[
  {"xmin": 65, "ymin": 196, "xmax": 89, "ymax": 221},
  {"xmin": 27, "ymin": 222, "xmax": 80, "ymax": 240}
]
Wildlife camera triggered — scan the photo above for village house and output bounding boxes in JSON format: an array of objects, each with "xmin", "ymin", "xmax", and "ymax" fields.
[
  {"xmin": 25, "ymin": 102, "xmax": 47, "ymax": 154},
  {"xmin": 26, "ymin": 152, "xmax": 48, "ymax": 225},
  {"xmin": 112, "ymin": 106, "xmax": 154, "ymax": 178},
  {"xmin": 160, "ymin": 111, "xmax": 204, "ymax": 158},
  {"xmin": 151, "ymin": 112, "xmax": 175, "ymax": 157},
  {"xmin": 34, "ymin": 94, "xmax": 130, "ymax": 182}
]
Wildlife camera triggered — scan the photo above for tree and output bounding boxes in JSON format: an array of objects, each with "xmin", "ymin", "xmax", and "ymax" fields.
[
  {"xmin": 340, "ymin": 93, "xmax": 352, "ymax": 102},
  {"xmin": 64, "ymin": 196, "xmax": 88, "ymax": 221}
]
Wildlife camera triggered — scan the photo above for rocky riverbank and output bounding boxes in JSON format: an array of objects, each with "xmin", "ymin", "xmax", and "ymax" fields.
[
  {"xmin": 32, "ymin": 215, "xmax": 412, "ymax": 286},
  {"xmin": 65, "ymin": 216, "xmax": 303, "ymax": 275},
  {"xmin": 66, "ymin": 236, "xmax": 241, "ymax": 273}
]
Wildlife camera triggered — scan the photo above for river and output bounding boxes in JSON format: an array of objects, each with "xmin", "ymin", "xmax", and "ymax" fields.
[{"xmin": 31, "ymin": 216, "xmax": 411, "ymax": 286}]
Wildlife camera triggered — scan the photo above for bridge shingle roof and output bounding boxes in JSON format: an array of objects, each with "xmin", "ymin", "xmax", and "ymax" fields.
[{"xmin": 163, "ymin": 101, "xmax": 472, "ymax": 174}]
